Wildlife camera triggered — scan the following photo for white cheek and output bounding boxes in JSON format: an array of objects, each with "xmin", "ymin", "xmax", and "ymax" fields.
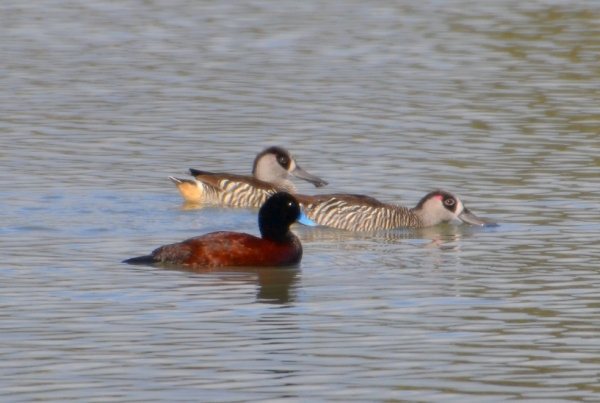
[{"xmin": 456, "ymin": 200, "xmax": 465, "ymax": 216}]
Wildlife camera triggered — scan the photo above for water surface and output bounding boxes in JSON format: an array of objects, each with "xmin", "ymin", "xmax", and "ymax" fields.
[{"xmin": 2, "ymin": 1, "xmax": 600, "ymax": 402}]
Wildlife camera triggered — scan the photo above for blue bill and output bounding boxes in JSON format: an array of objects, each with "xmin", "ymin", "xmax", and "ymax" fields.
[{"xmin": 297, "ymin": 211, "xmax": 317, "ymax": 226}]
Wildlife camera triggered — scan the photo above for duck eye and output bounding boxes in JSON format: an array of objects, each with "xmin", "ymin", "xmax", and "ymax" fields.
[
  {"xmin": 444, "ymin": 198, "xmax": 455, "ymax": 206},
  {"xmin": 278, "ymin": 156, "xmax": 289, "ymax": 165}
]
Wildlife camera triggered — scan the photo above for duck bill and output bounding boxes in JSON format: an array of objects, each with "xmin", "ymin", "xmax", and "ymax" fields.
[
  {"xmin": 458, "ymin": 207, "xmax": 487, "ymax": 226},
  {"xmin": 297, "ymin": 211, "xmax": 318, "ymax": 226},
  {"xmin": 291, "ymin": 165, "xmax": 329, "ymax": 188}
]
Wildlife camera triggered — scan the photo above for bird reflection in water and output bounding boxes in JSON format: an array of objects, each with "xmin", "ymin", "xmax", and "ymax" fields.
[
  {"xmin": 179, "ymin": 201, "xmax": 205, "ymax": 211},
  {"xmin": 296, "ymin": 223, "xmax": 479, "ymax": 250},
  {"xmin": 163, "ymin": 265, "xmax": 300, "ymax": 304}
]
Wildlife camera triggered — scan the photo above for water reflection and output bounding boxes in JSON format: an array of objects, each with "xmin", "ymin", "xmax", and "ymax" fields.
[
  {"xmin": 179, "ymin": 201, "xmax": 206, "ymax": 211},
  {"xmin": 163, "ymin": 265, "xmax": 300, "ymax": 305},
  {"xmin": 3, "ymin": 0, "xmax": 600, "ymax": 401},
  {"xmin": 296, "ymin": 222, "xmax": 489, "ymax": 249}
]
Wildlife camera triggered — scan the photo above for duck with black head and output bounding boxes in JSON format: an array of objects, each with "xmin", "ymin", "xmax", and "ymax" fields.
[{"xmin": 124, "ymin": 192, "xmax": 304, "ymax": 267}]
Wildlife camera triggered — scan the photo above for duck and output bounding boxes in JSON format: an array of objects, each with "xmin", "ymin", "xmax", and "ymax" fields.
[
  {"xmin": 294, "ymin": 190, "xmax": 490, "ymax": 231},
  {"xmin": 169, "ymin": 146, "xmax": 328, "ymax": 207},
  {"xmin": 123, "ymin": 192, "xmax": 303, "ymax": 267}
]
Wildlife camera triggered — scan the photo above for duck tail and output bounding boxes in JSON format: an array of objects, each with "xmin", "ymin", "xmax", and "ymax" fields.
[{"xmin": 122, "ymin": 255, "xmax": 159, "ymax": 265}]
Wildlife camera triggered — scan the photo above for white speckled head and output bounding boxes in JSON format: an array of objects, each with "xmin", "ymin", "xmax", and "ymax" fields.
[
  {"xmin": 252, "ymin": 146, "xmax": 328, "ymax": 192},
  {"xmin": 412, "ymin": 190, "xmax": 487, "ymax": 227}
]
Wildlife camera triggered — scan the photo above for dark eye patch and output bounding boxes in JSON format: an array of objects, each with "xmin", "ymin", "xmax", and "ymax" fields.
[{"xmin": 277, "ymin": 155, "xmax": 290, "ymax": 167}]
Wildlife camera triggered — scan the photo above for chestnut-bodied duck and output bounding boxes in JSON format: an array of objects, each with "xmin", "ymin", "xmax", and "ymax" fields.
[
  {"xmin": 123, "ymin": 192, "xmax": 303, "ymax": 267},
  {"xmin": 170, "ymin": 146, "xmax": 328, "ymax": 207},
  {"xmin": 295, "ymin": 190, "xmax": 490, "ymax": 231}
]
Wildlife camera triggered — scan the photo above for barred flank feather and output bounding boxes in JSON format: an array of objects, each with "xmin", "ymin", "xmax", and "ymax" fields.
[
  {"xmin": 199, "ymin": 182, "xmax": 221, "ymax": 204},
  {"xmin": 302, "ymin": 198, "xmax": 424, "ymax": 231},
  {"xmin": 216, "ymin": 179, "xmax": 275, "ymax": 208}
]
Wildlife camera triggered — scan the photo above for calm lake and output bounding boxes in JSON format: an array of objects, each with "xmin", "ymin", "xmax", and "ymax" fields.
[{"xmin": 2, "ymin": 1, "xmax": 600, "ymax": 402}]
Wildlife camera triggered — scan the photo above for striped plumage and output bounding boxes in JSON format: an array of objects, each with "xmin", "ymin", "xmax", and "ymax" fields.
[
  {"xmin": 169, "ymin": 146, "xmax": 328, "ymax": 207},
  {"xmin": 188, "ymin": 173, "xmax": 281, "ymax": 208},
  {"xmin": 295, "ymin": 190, "xmax": 489, "ymax": 231}
]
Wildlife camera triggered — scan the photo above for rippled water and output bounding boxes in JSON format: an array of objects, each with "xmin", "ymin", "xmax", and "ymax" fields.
[{"xmin": 2, "ymin": 1, "xmax": 600, "ymax": 402}]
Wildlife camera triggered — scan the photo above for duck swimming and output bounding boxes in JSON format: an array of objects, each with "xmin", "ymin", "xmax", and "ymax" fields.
[
  {"xmin": 123, "ymin": 192, "xmax": 303, "ymax": 267},
  {"xmin": 170, "ymin": 146, "xmax": 328, "ymax": 207},
  {"xmin": 295, "ymin": 190, "xmax": 490, "ymax": 231}
]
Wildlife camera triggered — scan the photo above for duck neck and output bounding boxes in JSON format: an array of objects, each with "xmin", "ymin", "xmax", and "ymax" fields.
[
  {"xmin": 391, "ymin": 206, "xmax": 425, "ymax": 228},
  {"xmin": 407, "ymin": 206, "xmax": 439, "ymax": 227},
  {"xmin": 256, "ymin": 172, "xmax": 297, "ymax": 193},
  {"xmin": 276, "ymin": 180, "xmax": 296, "ymax": 193},
  {"xmin": 259, "ymin": 222, "xmax": 292, "ymax": 243}
]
